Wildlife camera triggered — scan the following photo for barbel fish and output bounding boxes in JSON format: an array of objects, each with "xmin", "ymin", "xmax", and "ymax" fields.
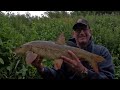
[{"xmin": 14, "ymin": 33, "xmax": 105, "ymax": 73}]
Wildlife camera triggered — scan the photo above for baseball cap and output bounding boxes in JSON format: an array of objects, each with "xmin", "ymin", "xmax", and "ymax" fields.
[{"xmin": 72, "ymin": 18, "xmax": 90, "ymax": 30}]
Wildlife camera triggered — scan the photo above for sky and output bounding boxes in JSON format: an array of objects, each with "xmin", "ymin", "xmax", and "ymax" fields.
[
  {"xmin": 2, "ymin": 11, "xmax": 71, "ymax": 17},
  {"xmin": 2, "ymin": 11, "xmax": 47, "ymax": 17}
]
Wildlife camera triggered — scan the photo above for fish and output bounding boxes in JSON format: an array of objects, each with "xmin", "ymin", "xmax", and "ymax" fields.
[{"xmin": 14, "ymin": 33, "xmax": 105, "ymax": 73}]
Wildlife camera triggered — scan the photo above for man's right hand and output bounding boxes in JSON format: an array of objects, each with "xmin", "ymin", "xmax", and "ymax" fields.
[{"xmin": 31, "ymin": 55, "xmax": 44, "ymax": 72}]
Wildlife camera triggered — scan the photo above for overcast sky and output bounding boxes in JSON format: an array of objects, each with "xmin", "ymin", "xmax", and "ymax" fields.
[
  {"xmin": 2, "ymin": 11, "xmax": 71, "ymax": 17},
  {"xmin": 2, "ymin": 11, "xmax": 47, "ymax": 17}
]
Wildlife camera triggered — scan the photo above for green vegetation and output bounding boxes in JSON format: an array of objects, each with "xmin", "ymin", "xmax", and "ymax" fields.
[{"xmin": 0, "ymin": 11, "xmax": 120, "ymax": 79}]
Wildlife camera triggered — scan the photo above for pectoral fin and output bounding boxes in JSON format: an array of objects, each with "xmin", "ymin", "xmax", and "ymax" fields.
[
  {"xmin": 25, "ymin": 51, "xmax": 38, "ymax": 64},
  {"xmin": 54, "ymin": 59, "xmax": 63, "ymax": 70}
]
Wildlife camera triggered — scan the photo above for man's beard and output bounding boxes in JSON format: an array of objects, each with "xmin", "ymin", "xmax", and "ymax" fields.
[{"xmin": 77, "ymin": 40, "xmax": 88, "ymax": 49}]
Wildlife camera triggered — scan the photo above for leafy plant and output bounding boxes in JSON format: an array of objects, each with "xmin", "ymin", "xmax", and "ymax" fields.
[{"xmin": 0, "ymin": 11, "xmax": 120, "ymax": 79}]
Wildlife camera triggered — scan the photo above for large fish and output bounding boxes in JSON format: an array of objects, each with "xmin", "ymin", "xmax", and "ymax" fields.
[{"xmin": 14, "ymin": 33, "xmax": 105, "ymax": 73}]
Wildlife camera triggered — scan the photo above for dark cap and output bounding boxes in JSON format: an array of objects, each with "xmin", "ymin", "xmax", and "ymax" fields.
[{"xmin": 73, "ymin": 18, "xmax": 90, "ymax": 30}]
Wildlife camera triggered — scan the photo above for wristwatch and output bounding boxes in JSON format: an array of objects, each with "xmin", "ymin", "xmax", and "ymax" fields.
[{"xmin": 81, "ymin": 68, "xmax": 88, "ymax": 78}]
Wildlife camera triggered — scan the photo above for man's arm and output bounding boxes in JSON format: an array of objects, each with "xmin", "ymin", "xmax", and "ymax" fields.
[
  {"xmin": 36, "ymin": 65, "xmax": 67, "ymax": 80},
  {"xmin": 60, "ymin": 48, "xmax": 115, "ymax": 79},
  {"xmin": 31, "ymin": 55, "xmax": 66, "ymax": 79},
  {"xmin": 86, "ymin": 47, "xmax": 115, "ymax": 79}
]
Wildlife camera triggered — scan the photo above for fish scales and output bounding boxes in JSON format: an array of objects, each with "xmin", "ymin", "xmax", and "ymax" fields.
[
  {"xmin": 14, "ymin": 40, "xmax": 105, "ymax": 73},
  {"xmin": 23, "ymin": 41, "xmax": 104, "ymax": 63}
]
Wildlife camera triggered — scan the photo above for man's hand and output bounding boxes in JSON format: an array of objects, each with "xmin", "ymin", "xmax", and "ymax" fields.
[
  {"xmin": 31, "ymin": 55, "xmax": 44, "ymax": 72},
  {"xmin": 60, "ymin": 50, "xmax": 88, "ymax": 74}
]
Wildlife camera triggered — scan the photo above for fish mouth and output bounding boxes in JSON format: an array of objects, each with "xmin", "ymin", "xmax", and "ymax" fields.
[
  {"xmin": 12, "ymin": 49, "xmax": 19, "ymax": 55},
  {"xmin": 12, "ymin": 47, "xmax": 22, "ymax": 56},
  {"xmin": 13, "ymin": 51, "xmax": 17, "ymax": 55},
  {"xmin": 11, "ymin": 47, "xmax": 17, "ymax": 55}
]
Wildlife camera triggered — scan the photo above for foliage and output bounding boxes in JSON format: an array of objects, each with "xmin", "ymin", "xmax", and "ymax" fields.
[{"xmin": 0, "ymin": 11, "xmax": 120, "ymax": 79}]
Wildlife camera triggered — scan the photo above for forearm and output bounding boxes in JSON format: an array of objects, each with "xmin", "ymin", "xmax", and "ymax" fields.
[
  {"xmin": 73, "ymin": 68, "xmax": 113, "ymax": 79},
  {"xmin": 86, "ymin": 47, "xmax": 115, "ymax": 79},
  {"xmin": 36, "ymin": 67, "xmax": 56, "ymax": 79},
  {"xmin": 37, "ymin": 67, "xmax": 66, "ymax": 80},
  {"xmin": 87, "ymin": 70, "xmax": 110, "ymax": 79},
  {"xmin": 73, "ymin": 63, "xmax": 114, "ymax": 79}
]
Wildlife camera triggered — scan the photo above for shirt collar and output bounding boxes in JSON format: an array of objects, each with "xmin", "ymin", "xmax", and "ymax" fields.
[{"xmin": 68, "ymin": 36, "xmax": 94, "ymax": 52}]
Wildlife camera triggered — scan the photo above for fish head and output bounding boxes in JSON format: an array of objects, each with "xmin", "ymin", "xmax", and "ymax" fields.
[{"xmin": 14, "ymin": 44, "xmax": 32, "ymax": 55}]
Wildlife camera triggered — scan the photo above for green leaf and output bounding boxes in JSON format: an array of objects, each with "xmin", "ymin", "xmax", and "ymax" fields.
[
  {"xmin": 6, "ymin": 66, "xmax": 11, "ymax": 71},
  {"xmin": 0, "ymin": 58, "xmax": 4, "ymax": 64},
  {"xmin": 0, "ymin": 39, "xmax": 3, "ymax": 45}
]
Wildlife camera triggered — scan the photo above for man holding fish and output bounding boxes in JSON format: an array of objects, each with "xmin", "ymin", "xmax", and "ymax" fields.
[{"xmin": 27, "ymin": 18, "xmax": 115, "ymax": 79}]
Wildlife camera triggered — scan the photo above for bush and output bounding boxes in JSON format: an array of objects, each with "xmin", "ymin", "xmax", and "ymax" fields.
[{"xmin": 0, "ymin": 12, "xmax": 120, "ymax": 79}]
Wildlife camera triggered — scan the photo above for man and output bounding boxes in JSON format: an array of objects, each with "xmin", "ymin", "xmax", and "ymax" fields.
[{"xmin": 32, "ymin": 18, "xmax": 115, "ymax": 79}]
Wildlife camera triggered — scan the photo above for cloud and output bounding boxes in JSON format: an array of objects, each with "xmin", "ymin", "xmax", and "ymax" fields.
[{"xmin": 1, "ymin": 11, "xmax": 46, "ymax": 17}]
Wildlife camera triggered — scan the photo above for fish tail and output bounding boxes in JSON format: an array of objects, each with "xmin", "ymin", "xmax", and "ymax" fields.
[
  {"xmin": 90, "ymin": 55, "xmax": 104, "ymax": 73},
  {"xmin": 92, "ymin": 55, "xmax": 104, "ymax": 63},
  {"xmin": 90, "ymin": 61, "xmax": 99, "ymax": 73}
]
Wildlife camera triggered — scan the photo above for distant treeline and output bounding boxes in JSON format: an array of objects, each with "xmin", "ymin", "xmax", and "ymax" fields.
[{"xmin": 1, "ymin": 11, "xmax": 120, "ymax": 18}]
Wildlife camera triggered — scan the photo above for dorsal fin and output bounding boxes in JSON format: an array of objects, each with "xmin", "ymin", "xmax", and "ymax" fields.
[{"xmin": 55, "ymin": 32, "xmax": 66, "ymax": 45}]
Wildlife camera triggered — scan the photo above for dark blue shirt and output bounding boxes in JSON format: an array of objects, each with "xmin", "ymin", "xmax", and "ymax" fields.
[{"xmin": 39, "ymin": 38, "xmax": 115, "ymax": 79}]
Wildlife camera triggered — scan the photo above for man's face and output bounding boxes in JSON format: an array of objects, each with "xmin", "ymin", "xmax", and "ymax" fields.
[{"xmin": 73, "ymin": 25, "xmax": 91, "ymax": 46}]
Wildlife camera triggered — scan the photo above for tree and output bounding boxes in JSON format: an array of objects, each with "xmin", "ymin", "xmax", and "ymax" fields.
[{"xmin": 44, "ymin": 11, "xmax": 70, "ymax": 18}]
